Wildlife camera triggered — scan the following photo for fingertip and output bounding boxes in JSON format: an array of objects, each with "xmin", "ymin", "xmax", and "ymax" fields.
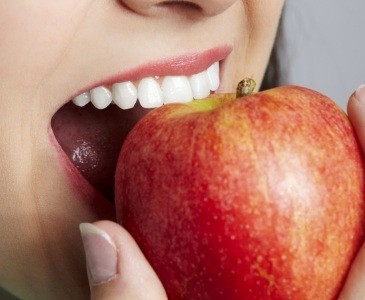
[
  {"xmin": 348, "ymin": 85, "xmax": 365, "ymax": 113},
  {"xmin": 88, "ymin": 220, "xmax": 167, "ymax": 300},
  {"xmin": 79, "ymin": 223, "xmax": 117, "ymax": 286},
  {"xmin": 91, "ymin": 220, "xmax": 126, "ymax": 238},
  {"xmin": 347, "ymin": 84, "xmax": 365, "ymax": 152},
  {"xmin": 338, "ymin": 243, "xmax": 365, "ymax": 300},
  {"xmin": 355, "ymin": 84, "xmax": 365, "ymax": 102},
  {"xmin": 348, "ymin": 83, "xmax": 364, "ymax": 102}
]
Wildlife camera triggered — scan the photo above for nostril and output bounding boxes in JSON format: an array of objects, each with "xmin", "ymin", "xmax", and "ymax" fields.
[
  {"xmin": 157, "ymin": 1, "xmax": 202, "ymax": 12},
  {"xmin": 118, "ymin": 0, "xmax": 203, "ymax": 17},
  {"xmin": 119, "ymin": 0, "xmax": 236, "ymax": 18}
]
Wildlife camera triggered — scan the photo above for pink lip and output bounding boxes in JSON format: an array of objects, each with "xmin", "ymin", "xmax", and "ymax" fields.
[{"xmin": 72, "ymin": 44, "xmax": 232, "ymax": 99}]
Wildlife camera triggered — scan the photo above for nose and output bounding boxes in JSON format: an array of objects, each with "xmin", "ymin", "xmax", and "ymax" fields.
[{"xmin": 120, "ymin": 0, "xmax": 238, "ymax": 17}]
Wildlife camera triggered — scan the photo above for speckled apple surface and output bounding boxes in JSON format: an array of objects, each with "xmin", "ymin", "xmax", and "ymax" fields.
[{"xmin": 115, "ymin": 86, "xmax": 365, "ymax": 300}]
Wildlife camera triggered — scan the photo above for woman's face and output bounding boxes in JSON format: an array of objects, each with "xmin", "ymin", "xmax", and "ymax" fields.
[{"xmin": 0, "ymin": 0, "xmax": 284, "ymax": 298}]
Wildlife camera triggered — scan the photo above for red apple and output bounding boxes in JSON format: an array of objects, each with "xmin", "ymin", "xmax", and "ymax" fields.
[{"xmin": 115, "ymin": 86, "xmax": 365, "ymax": 299}]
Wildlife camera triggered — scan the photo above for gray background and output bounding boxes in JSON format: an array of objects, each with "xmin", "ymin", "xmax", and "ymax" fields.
[
  {"xmin": 280, "ymin": 0, "xmax": 365, "ymax": 110},
  {"xmin": 1, "ymin": 1, "xmax": 364, "ymax": 299}
]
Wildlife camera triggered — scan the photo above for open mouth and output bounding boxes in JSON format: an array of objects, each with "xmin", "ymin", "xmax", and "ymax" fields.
[{"xmin": 50, "ymin": 45, "xmax": 231, "ymax": 220}]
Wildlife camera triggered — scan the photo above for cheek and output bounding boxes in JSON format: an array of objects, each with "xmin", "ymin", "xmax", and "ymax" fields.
[
  {"xmin": 220, "ymin": 0, "xmax": 283, "ymax": 91},
  {"xmin": 246, "ymin": 0, "xmax": 285, "ymax": 37},
  {"xmin": 0, "ymin": 1, "xmax": 91, "ymax": 90},
  {"xmin": 238, "ymin": 0, "xmax": 284, "ymax": 85}
]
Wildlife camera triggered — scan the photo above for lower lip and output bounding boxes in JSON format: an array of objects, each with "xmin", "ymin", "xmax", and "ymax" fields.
[{"xmin": 48, "ymin": 126, "xmax": 116, "ymax": 221}]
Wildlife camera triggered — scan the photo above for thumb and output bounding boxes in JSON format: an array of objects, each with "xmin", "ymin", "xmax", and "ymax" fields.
[
  {"xmin": 338, "ymin": 243, "xmax": 365, "ymax": 299},
  {"xmin": 338, "ymin": 84, "xmax": 365, "ymax": 299},
  {"xmin": 347, "ymin": 84, "xmax": 365, "ymax": 152},
  {"xmin": 79, "ymin": 221, "xmax": 167, "ymax": 300}
]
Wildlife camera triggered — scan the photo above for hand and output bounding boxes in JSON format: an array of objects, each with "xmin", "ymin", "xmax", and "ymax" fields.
[
  {"xmin": 79, "ymin": 221, "xmax": 167, "ymax": 300},
  {"xmin": 338, "ymin": 84, "xmax": 365, "ymax": 299}
]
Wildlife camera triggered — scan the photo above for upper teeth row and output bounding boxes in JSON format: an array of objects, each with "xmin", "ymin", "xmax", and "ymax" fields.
[{"xmin": 72, "ymin": 61, "xmax": 220, "ymax": 109}]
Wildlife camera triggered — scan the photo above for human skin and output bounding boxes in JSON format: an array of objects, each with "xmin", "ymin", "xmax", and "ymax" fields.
[
  {"xmin": 0, "ymin": 0, "xmax": 285, "ymax": 298},
  {"xmin": 3, "ymin": 1, "xmax": 365, "ymax": 300}
]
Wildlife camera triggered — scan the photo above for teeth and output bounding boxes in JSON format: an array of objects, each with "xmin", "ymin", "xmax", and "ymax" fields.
[
  {"xmin": 207, "ymin": 62, "xmax": 220, "ymax": 91},
  {"xmin": 72, "ymin": 61, "xmax": 220, "ymax": 110},
  {"xmin": 189, "ymin": 70, "xmax": 211, "ymax": 99},
  {"xmin": 112, "ymin": 82, "xmax": 138, "ymax": 109},
  {"xmin": 162, "ymin": 76, "xmax": 193, "ymax": 104},
  {"xmin": 138, "ymin": 77, "xmax": 164, "ymax": 109},
  {"xmin": 72, "ymin": 92, "xmax": 91, "ymax": 107},
  {"xmin": 90, "ymin": 86, "xmax": 112, "ymax": 109}
]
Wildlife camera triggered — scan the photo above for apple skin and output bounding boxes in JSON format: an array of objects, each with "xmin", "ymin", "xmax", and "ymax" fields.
[{"xmin": 115, "ymin": 86, "xmax": 365, "ymax": 299}]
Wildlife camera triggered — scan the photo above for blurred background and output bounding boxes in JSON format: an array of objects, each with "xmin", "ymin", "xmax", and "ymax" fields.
[
  {"xmin": 279, "ymin": 0, "xmax": 365, "ymax": 110},
  {"xmin": 1, "ymin": 1, "xmax": 364, "ymax": 299}
]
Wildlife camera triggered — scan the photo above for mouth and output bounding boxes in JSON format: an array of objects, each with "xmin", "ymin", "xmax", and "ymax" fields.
[{"xmin": 50, "ymin": 45, "xmax": 232, "ymax": 220}]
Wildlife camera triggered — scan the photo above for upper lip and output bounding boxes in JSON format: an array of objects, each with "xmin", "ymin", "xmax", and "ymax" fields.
[{"xmin": 69, "ymin": 44, "xmax": 232, "ymax": 102}]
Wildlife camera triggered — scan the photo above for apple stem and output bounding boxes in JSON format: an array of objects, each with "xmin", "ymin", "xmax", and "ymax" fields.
[{"xmin": 236, "ymin": 78, "xmax": 256, "ymax": 98}]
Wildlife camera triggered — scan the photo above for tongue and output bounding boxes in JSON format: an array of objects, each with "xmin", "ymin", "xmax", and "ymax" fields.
[{"xmin": 51, "ymin": 102, "xmax": 152, "ymax": 201}]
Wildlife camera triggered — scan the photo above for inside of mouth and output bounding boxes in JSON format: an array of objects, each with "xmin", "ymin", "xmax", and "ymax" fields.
[
  {"xmin": 51, "ymin": 101, "xmax": 153, "ymax": 203},
  {"xmin": 51, "ymin": 57, "xmax": 222, "ymax": 204}
]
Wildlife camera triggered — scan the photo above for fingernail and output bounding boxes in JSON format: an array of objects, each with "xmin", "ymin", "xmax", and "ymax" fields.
[
  {"xmin": 79, "ymin": 223, "xmax": 117, "ymax": 285},
  {"xmin": 355, "ymin": 84, "xmax": 365, "ymax": 102}
]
